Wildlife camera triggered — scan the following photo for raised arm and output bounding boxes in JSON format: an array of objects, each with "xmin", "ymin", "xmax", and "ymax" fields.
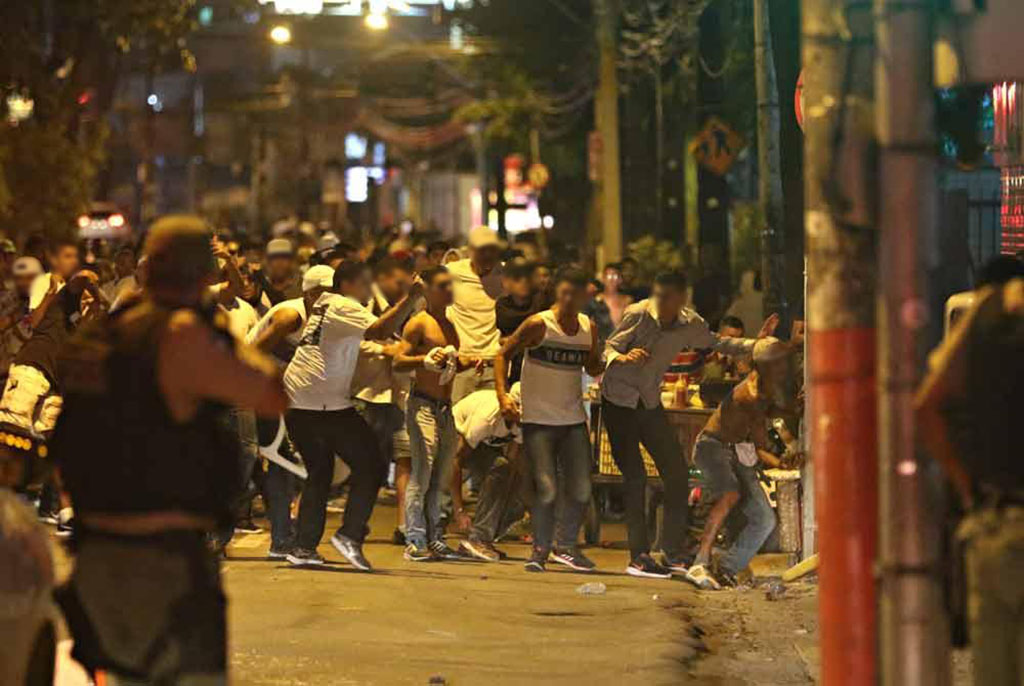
[
  {"xmin": 494, "ymin": 315, "xmax": 546, "ymax": 421},
  {"xmin": 27, "ymin": 274, "xmax": 63, "ymax": 330},
  {"xmin": 915, "ymin": 292, "xmax": 981, "ymax": 509},
  {"xmin": 248, "ymin": 308, "xmax": 302, "ymax": 354},
  {"xmin": 160, "ymin": 310, "xmax": 288, "ymax": 419},
  {"xmin": 364, "ymin": 277, "xmax": 424, "ymax": 341}
]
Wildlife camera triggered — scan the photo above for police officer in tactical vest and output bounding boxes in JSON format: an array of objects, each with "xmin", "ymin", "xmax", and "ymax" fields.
[{"xmin": 51, "ymin": 215, "xmax": 288, "ymax": 685}]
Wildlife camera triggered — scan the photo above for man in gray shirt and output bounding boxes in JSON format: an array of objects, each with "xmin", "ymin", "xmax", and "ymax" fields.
[{"xmin": 600, "ymin": 271, "xmax": 774, "ymax": 579}]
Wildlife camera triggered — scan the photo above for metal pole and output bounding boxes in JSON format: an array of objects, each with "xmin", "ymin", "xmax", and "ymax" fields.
[
  {"xmin": 801, "ymin": 1, "xmax": 878, "ymax": 683},
  {"xmin": 754, "ymin": 0, "xmax": 788, "ymax": 324},
  {"xmin": 874, "ymin": 1, "xmax": 950, "ymax": 683},
  {"xmin": 594, "ymin": 0, "xmax": 623, "ymax": 264}
]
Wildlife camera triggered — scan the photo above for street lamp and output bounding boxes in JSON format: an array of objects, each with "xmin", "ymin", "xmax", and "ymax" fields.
[
  {"xmin": 269, "ymin": 24, "xmax": 293, "ymax": 44},
  {"xmin": 364, "ymin": 12, "xmax": 388, "ymax": 30}
]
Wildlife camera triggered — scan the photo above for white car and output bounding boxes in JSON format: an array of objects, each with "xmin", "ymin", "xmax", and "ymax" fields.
[{"xmin": 77, "ymin": 203, "xmax": 131, "ymax": 241}]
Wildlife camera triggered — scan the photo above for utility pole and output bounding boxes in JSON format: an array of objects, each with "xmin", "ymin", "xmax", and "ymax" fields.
[
  {"xmin": 801, "ymin": 1, "xmax": 877, "ymax": 684},
  {"xmin": 874, "ymin": 1, "xmax": 949, "ymax": 684},
  {"xmin": 594, "ymin": 0, "xmax": 623, "ymax": 265},
  {"xmin": 753, "ymin": 0, "xmax": 787, "ymax": 324}
]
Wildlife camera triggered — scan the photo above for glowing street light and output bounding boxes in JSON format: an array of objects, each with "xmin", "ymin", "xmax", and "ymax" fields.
[
  {"xmin": 269, "ymin": 24, "xmax": 293, "ymax": 44},
  {"xmin": 364, "ymin": 12, "xmax": 388, "ymax": 30}
]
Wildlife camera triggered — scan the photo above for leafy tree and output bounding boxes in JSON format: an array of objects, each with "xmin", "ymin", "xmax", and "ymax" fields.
[{"xmin": 0, "ymin": 0, "xmax": 198, "ymax": 242}]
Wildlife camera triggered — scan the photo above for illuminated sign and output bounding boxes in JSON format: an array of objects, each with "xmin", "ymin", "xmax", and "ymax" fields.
[
  {"xmin": 1001, "ymin": 166, "xmax": 1024, "ymax": 254},
  {"xmin": 256, "ymin": 0, "xmax": 470, "ymax": 16}
]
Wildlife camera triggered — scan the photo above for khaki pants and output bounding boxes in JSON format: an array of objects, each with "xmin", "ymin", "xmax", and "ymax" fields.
[
  {"xmin": 959, "ymin": 506, "xmax": 1024, "ymax": 686},
  {"xmin": 0, "ymin": 364, "xmax": 62, "ymax": 435}
]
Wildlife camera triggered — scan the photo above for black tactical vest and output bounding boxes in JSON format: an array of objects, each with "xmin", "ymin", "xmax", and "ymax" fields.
[{"xmin": 51, "ymin": 300, "xmax": 240, "ymax": 523}]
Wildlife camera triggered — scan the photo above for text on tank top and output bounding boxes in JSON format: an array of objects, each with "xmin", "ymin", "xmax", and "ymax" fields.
[{"xmin": 519, "ymin": 309, "xmax": 591, "ymax": 426}]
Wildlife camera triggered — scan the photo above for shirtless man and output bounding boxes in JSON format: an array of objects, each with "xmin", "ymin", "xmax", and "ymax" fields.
[
  {"xmin": 687, "ymin": 336, "xmax": 801, "ymax": 589},
  {"xmin": 394, "ymin": 266, "xmax": 481, "ymax": 561}
]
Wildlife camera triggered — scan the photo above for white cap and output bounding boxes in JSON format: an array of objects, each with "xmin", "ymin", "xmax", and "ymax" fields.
[
  {"xmin": 12, "ymin": 256, "xmax": 43, "ymax": 277},
  {"xmin": 752, "ymin": 337, "xmax": 788, "ymax": 364},
  {"xmin": 317, "ymin": 231, "xmax": 340, "ymax": 252},
  {"xmin": 467, "ymin": 225, "xmax": 499, "ymax": 250},
  {"xmin": 302, "ymin": 265, "xmax": 335, "ymax": 292},
  {"xmin": 266, "ymin": 238, "xmax": 294, "ymax": 258}
]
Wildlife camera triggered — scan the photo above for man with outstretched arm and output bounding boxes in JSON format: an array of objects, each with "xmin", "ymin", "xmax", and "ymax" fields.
[
  {"xmin": 283, "ymin": 260, "xmax": 423, "ymax": 570},
  {"xmin": 600, "ymin": 271, "xmax": 777, "ymax": 579},
  {"xmin": 495, "ymin": 268, "xmax": 605, "ymax": 573}
]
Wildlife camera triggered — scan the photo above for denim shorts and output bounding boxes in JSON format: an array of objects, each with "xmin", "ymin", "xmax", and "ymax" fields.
[{"xmin": 693, "ymin": 434, "xmax": 740, "ymax": 500}]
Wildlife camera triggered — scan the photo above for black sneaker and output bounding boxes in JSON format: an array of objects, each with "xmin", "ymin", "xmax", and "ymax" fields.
[
  {"xmin": 551, "ymin": 547, "xmax": 597, "ymax": 572},
  {"xmin": 331, "ymin": 532, "xmax": 373, "ymax": 572},
  {"xmin": 267, "ymin": 545, "xmax": 291, "ymax": 560},
  {"xmin": 286, "ymin": 548, "xmax": 325, "ymax": 567},
  {"xmin": 404, "ymin": 542, "xmax": 433, "ymax": 561},
  {"xmin": 391, "ymin": 528, "xmax": 406, "ymax": 546},
  {"xmin": 234, "ymin": 518, "xmax": 262, "ymax": 534},
  {"xmin": 662, "ymin": 553, "xmax": 690, "ymax": 575},
  {"xmin": 429, "ymin": 539, "xmax": 465, "ymax": 561},
  {"xmin": 626, "ymin": 553, "xmax": 672, "ymax": 579},
  {"xmin": 459, "ymin": 538, "xmax": 501, "ymax": 562},
  {"xmin": 524, "ymin": 547, "xmax": 548, "ymax": 573}
]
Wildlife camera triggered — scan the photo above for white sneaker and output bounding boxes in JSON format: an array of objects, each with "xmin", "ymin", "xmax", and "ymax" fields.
[{"xmin": 684, "ymin": 563, "xmax": 721, "ymax": 590}]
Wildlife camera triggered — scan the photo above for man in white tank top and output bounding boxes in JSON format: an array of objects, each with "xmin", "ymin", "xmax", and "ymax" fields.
[{"xmin": 495, "ymin": 268, "xmax": 606, "ymax": 572}]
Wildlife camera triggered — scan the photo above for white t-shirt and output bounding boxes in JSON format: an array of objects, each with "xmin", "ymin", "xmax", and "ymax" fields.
[
  {"xmin": 220, "ymin": 297, "xmax": 259, "ymax": 341},
  {"xmin": 246, "ymin": 297, "xmax": 307, "ymax": 365},
  {"xmin": 284, "ymin": 293, "xmax": 377, "ymax": 411},
  {"xmin": 452, "ymin": 384, "xmax": 522, "ymax": 449},
  {"xmin": 446, "ymin": 258, "xmax": 503, "ymax": 358}
]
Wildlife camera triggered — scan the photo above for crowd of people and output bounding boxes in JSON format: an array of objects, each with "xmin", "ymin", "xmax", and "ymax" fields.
[{"xmin": 0, "ymin": 217, "xmax": 809, "ymax": 684}]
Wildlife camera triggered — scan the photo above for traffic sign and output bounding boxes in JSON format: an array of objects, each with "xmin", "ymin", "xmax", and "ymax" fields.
[{"xmin": 689, "ymin": 117, "xmax": 744, "ymax": 176}]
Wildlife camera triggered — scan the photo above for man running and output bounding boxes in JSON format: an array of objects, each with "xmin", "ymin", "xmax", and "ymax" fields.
[
  {"xmin": 687, "ymin": 337, "xmax": 799, "ymax": 589},
  {"xmin": 601, "ymin": 271, "xmax": 774, "ymax": 579},
  {"xmin": 495, "ymin": 268, "xmax": 605, "ymax": 572},
  {"xmin": 394, "ymin": 266, "xmax": 481, "ymax": 561},
  {"xmin": 51, "ymin": 215, "xmax": 287, "ymax": 685},
  {"xmin": 283, "ymin": 260, "xmax": 422, "ymax": 570}
]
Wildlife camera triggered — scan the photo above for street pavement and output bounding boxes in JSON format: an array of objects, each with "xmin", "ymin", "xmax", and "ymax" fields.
[{"xmin": 221, "ymin": 503, "xmax": 701, "ymax": 685}]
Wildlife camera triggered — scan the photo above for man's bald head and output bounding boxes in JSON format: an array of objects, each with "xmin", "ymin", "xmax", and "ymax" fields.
[{"xmin": 143, "ymin": 215, "xmax": 216, "ymax": 303}]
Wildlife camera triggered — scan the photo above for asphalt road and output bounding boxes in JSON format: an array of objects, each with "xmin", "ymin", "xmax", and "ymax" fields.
[{"xmin": 221, "ymin": 503, "xmax": 701, "ymax": 686}]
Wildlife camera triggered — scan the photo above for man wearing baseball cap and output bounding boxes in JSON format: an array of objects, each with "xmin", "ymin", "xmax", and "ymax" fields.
[
  {"xmin": 255, "ymin": 238, "xmax": 301, "ymax": 311},
  {"xmin": 447, "ymin": 226, "xmax": 504, "ymax": 402},
  {"xmin": 687, "ymin": 335, "xmax": 802, "ymax": 589}
]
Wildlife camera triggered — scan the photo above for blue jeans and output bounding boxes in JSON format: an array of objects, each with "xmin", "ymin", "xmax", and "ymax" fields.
[
  {"xmin": 694, "ymin": 436, "xmax": 776, "ymax": 574},
  {"xmin": 522, "ymin": 422, "xmax": 592, "ymax": 551},
  {"xmin": 405, "ymin": 394, "xmax": 458, "ymax": 547}
]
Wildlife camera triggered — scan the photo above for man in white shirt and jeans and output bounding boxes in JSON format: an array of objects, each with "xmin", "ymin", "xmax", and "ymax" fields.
[
  {"xmin": 447, "ymin": 226, "xmax": 504, "ymax": 403},
  {"xmin": 283, "ymin": 260, "xmax": 422, "ymax": 570}
]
